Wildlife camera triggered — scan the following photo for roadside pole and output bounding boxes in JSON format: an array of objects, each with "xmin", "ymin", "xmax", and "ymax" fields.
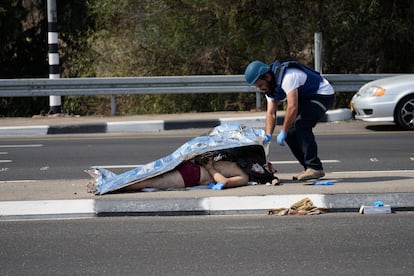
[
  {"xmin": 47, "ymin": 0, "xmax": 62, "ymax": 114},
  {"xmin": 314, "ymin": 32, "xmax": 322, "ymax": 73}
]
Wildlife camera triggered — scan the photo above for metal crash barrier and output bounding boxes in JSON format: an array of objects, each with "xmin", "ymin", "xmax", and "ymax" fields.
[{"xmin": 0, "ymin": 74, "xmax": 398, "ymax": 115}]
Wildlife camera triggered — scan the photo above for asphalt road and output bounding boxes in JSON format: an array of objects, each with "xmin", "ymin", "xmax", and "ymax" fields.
[
  {"xmin": 0, "ymin": 123, "xmax": 413, "ymax": 181},
  {"xmin": 1, "ymin": 213, "xmax": 413, "ymax": 275}
]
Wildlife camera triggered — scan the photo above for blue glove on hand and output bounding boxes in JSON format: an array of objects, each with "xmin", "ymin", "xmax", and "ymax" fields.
[
  {"xmin": 208, "ymin": 182, "xmax": 225, "ymax": 190},
  {"xmin": 263, "ymin": 133, "xmax": 272, "ymax": 145},
  {"xmin": 277, "ymin": 131, "xmax": 287, "ymax": 146}
]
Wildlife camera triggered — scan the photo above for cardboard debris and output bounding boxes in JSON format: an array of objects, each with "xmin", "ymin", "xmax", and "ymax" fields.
[{"xmin": 268, "ymin": 197, "xmax": 327, "ymax": 216}]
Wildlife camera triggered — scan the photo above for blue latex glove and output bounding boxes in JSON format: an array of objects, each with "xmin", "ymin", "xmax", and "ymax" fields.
[
  {"xmin": 208, "ymin": 182, "xmax": 225, "ymax": 190},
  {"xmin": 263, "ymin": 133, "xmax": 272, "ymax": 145},
  {"xmin": 276, "ymin": 131, "xmax": 287, "ymax": 146}
]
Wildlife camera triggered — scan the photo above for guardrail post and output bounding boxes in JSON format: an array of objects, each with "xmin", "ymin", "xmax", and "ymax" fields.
[
  {"xmin": 111, "ymin": 95, "xmax": 116, "ymax": 116},
  {"xmin": 255, "ymin": 91, "xmax": 261, "ymax": 110},
  {"xmin": 314, "ymin": 32, "xmax": 322, "ymax": 73}
]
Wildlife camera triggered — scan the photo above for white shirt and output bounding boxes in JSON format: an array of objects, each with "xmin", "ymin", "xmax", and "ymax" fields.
[{"xmin": 266, "ymin": 68, "xmax": 334, "ymax": 102}]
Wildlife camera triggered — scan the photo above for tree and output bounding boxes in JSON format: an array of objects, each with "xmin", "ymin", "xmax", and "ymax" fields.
[
  {"xmin": 317, "ymin": 0, "xmax": 414, "ymax": 73},
  {"xmin": 1, "ymin": 0, "xmax": 413, "ymax": 116},
  {"xmin": 0, "ymin": 0, "xmax": 95, "ymax": 116}
]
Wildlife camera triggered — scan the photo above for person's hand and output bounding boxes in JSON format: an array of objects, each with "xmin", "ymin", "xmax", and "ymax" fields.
[
  {"xmin": 208, "ymin": 182, "xmax": 225, "ymax": 190},
  {"xmin": 263, "ymin": 133, "xmax": 272, "ymax": 145},
  {"xmin": 277, "ymin": 131, "xmax": 287, "ymax": 146}
]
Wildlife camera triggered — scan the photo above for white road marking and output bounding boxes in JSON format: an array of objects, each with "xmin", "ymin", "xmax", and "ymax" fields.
[
  {"xmin": 92, "ymin": 165, "xmax": 141, "ymax": 169},
  {"xmin": 0, "ymin": 144, "xmax": 44, "ymax": 166},
  {"xmin": 0, "ymin": 180, "xmax": 37, "ymax": 183},
  {"xmin": 92, "ymin": 160, "xmax": 341, "ymax": 169},
  {"xmin": 271, "ymin": 160, "xmax": 340, "ymax": 165},
  {"xmin": 331, "ymin": 170, "xmax": 414, "ymax": 174},
  {"xmin": 0, "ymin": 144, "xmax": 43, "ymax": 148}
]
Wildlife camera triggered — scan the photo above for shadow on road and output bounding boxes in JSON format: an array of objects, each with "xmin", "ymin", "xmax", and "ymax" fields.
[{"xmin": 365, "ymin": 124, "xmax": 409, "ymax": 131}]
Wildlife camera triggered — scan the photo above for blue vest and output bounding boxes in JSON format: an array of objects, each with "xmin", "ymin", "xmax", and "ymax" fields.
[{"xmin": 268, "ymin": 61, "xmax": 323, "ymax": 101}]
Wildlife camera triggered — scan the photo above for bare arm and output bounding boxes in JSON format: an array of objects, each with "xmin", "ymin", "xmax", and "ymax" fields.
[
  {"xmin": 203, "ymin": 160, "xmax": 249, "ymax": 188},
  {"xmin": 281, "ymin": 89, "xmax": 299, "ymax": 132},
  {"xmin": 266, "ymin": 100, "xmax": 278, "ymax": 135}
]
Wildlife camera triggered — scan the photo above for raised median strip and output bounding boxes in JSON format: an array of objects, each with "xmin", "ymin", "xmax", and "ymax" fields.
[
  {"xmin": 0, "ymin": 109, "xmax": 353, "ymax": 136},
  {"xmin": 0, "ymin": 125, "xmax": 49, "ymax": 136},
  {"xmin": 1, "ymin": 193, "xmax": 413, "ymax": 220},
  {"xmin": 94, "ymin": 193, "xmax": 414, "ymax": 216},
  {"xmin": 0, "ymin": 199, "xmax": 96, "ymax": 220}
]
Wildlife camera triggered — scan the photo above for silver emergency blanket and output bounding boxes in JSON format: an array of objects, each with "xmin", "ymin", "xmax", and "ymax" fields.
[{"xmin": 86, "ymin": 124, "xmax": 266, "ymax": 195}]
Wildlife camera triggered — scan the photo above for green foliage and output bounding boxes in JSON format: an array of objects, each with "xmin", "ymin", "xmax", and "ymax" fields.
[
  {"xmin": 0, "ymin": 97, "xmax": 48, "ymax": 117},
  {"xmin": 0, "ymin": 0, "xmax": 47, "ymax": 78},
  {"xmin": 319, "ymin": 0, "xmax": 414, "ymax": 73},
  {"xmin": 1, "ymin": 0, "xmax": 414, "ymax": 116}
]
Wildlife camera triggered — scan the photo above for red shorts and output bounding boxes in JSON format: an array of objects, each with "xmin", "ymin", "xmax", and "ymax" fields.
[{"xmin": 176, "ymin": 160, "xmax": 201, "ymax": 187}]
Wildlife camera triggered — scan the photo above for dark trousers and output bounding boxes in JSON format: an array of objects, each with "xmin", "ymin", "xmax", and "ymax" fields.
[{"xmin": 285, "ymin": 94, "xmax": 335, "ymax": 171}]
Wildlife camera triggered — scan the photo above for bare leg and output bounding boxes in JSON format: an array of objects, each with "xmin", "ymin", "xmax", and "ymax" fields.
[{"xmin": 121, "ymin": 170, "xmax": 185, "ymax": 191}]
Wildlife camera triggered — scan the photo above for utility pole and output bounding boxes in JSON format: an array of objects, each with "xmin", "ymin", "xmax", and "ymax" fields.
[{"xmin": 47, "ymin": 0, "xmax": 62, "ymax": 114}]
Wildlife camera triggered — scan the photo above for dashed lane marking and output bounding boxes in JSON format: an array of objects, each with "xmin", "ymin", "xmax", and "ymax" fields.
[
  {"xmin": 92, "ymin": 160, "xmax": 341, "ymax": 169},
  {"xmin": 0, "ymin": 144, "xmax": 43, "ymax": 148},
  {"xmin": 0, "ymin": 180, "xmax": 37, "ymax": 183}
]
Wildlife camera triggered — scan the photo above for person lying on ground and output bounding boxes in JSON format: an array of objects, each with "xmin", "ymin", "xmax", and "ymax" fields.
[
  {"xmin": 86, "ymin": 143, "xmax": 279, "ymax": 194},
  {"xmin": 86, "ymin": 125, "xmax": 278, "ymax": 195},
  {"xmin": 118, "ymin": 156, "xmax": 249, "ymax": 192}
]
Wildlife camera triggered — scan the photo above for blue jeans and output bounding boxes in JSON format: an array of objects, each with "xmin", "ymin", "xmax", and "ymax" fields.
[{"xmin": 285, "ymin": 94, "xmax": 335, "ymax": 171}]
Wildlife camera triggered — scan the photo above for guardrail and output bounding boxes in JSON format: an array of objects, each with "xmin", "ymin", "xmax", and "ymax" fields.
[{"xmin": 0, "ymin": 74, "xmax": 398, "ymax": 114}]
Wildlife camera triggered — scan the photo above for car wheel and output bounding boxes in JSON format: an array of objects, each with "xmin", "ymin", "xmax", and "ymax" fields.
[{"xmin": 395, "ymin": 94, "xmax": 414, "ymax": 130}]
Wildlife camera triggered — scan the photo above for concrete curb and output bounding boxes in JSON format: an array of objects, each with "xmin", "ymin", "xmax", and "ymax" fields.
[
  {"xmin": 94, "ymin": 192, "xmax": 414, "ymax": 215},
  {"xmin": 0, "ymin": 109, "xmax": 353, "ymax": 136},
  {"xmin": 1, "ymin": 192, "xmax": 413, "ymax": 220}
]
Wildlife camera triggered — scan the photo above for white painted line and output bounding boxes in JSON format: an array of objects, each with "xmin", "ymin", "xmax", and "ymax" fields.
[
  {"xmin": 0, "ymin": 152, "xmax": 8, "ymax": 154},
  {"xmin": 0, "ymin": 144, "xmax": 43, "ymax": 148},
  {"xmin": 107, "ymin": 121, "xmax": 164, "ymax": 132},
  {"xmin": 219, "ymin": 117, "xmax": 265, "ymax": 127},
  {"xmin": 331, "ymin": 170, "xmax": 414, "ymax": 174},
  {"xmin": 272, "ymin": 160, "xmax": 340, "ymax": 165},
  {"xmin": 92, "ymin": 165, "xmax": 141, "ymax": 169},
  {"xmin": 93, "ymin": 160, "xmax": 341, "ymax": 169},
  {"xmin": 0, "ymin": 160, "xmax": 12, "ymax": 163},
  {"xmin": 0, "ymin": 180, "xmax": 37, "ymax": 183},
  {"xmin": 0, "ymin": 199, "xmax": 95, "ymax": 216},
  {"xmin": 271, "ymin": 161, "xmax": 299, "ymax": 165},
  {"xmin": 220, "ymin": 116, "xmax": 265, "ymax": 121}
]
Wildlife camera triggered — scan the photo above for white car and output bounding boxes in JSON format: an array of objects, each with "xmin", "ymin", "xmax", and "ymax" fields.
[{"xmin": 351, "ymin": 75, "xmax": 414, "ymax": 130}]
